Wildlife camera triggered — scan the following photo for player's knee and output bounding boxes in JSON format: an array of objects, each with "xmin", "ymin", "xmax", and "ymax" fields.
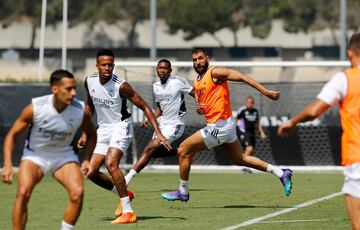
[
  {"xmin": 69, "ymin": 186, "xmax": 84, "ymax": 203},
  {"xmin": 143, "ymin": 146, "xmax": 156, "ymax": 158},
  {"xmin": 17, "ymin": 186, "xmax": 32, "ymax": 202},
  {"xmin": 178, "ymin": 144, "xmax": 190, "ymax": 158},
  {"xmin": 105, "ymin": 156, "xmax": 118, "ymax": 173}
]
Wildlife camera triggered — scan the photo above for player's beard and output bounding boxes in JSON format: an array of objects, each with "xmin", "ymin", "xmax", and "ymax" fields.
[{"xmin": 194, "ymin": 62, "xmax": 209, "ymax": 75}]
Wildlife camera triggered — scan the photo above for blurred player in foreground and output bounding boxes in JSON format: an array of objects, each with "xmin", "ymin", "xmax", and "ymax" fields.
[
  {"xmin": 1, "ymin": 70, "xmax": 96, "ymax": 230},
  {"xmin": 236, "ymin": 96, "xmax": 267, "ymax": 173},
  {"xmin": 125, "ymin": 59, "xmax": 194, "ymax": 186},
  {"xmin": 78, "ymin": 49, "xmax": 171, "ymax": 224},
  {"xmin": 161, "ymin": 48, "xmax": 293, "ymax": 202},
  {"xmin": 278, "ymin": 32, "xmax": 360, "ymax": 230}
]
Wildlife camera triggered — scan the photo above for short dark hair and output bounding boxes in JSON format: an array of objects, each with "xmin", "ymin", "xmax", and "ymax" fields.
[
  {"xmin": 157, "ymin": 58, "xmax": 171, "ymax": 68},
  {"xmin": 50, "ymin": 69, "xmax": 74, "ymax": 85},
  {"xmin": 348, "ymin": 33, "xmax": 360, "ymax": 54},
  {"xmin": 191, "ymin": 47, "xmax": 208, "ymax": 55},
  {"xmin": 246, "ymin": 95, "xmax": 254, "ymax": 101},
  {"xmin": 96, "ymin": 48, "xmax": 114, "ymax": 58}
]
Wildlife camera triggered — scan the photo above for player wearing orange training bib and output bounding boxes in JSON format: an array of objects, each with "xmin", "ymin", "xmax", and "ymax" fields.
[
  {"xmin": 161, "ymin": 48, "xmax": 293, "ymax": 202},
  {"xmin": 278, "ymin": 33, "xmax": 360, "ymax": 230},
  {"xmin": 193, "ymin": 65, "xmax": 232, "ymax": 123}
]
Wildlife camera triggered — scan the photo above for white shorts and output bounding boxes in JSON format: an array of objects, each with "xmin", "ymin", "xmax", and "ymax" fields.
[
  {"xmin": 22, "ymin": 148, "xmax": 79, "ymax": 174},
  {"xmin": 200, "ymin": 116, "xmax": 238, "ymax": 149},
  {"xmin": 342, "ymin": 162, "xmax": 360, "ymax": 199},
  {"xmin": 153, "ymin": 122, "xmax": 185, "ymax": 144},
  {"xmin": 94, "ymin": 119, "xmax": 133, "ymax": 155}
]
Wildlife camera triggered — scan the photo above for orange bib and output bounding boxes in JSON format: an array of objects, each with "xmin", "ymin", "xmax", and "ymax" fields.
[
  {"xmin": 193, "ymin": 66, "xmax": 233, "ymax": 123},
  {"xmin": 340, "ymin": 68, "xmax": 360, "ymax": 166}
]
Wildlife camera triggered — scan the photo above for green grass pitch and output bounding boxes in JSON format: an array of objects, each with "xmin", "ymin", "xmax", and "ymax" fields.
[{"xmin": 0, "ymin": 172, "xmax": 350, "ymax": 229}]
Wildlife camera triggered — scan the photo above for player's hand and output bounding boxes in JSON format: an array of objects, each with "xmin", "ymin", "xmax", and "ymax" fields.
[
  {"xmin": 260, "ymin": 132, "xmax": 267, "ymax": 139},
  {"xmin": 156, "ymin": 133, "xmax": 172, "ymax": 151},
  {"xmin": 140, "ymin": 119, "xmax": 149, "ymax": 128},
  {"xmin": 196, "ymin": 103, "xmax": 206, "ymax": 115},
  {"xmin": 77, "ymin": 133, "xmax": 87, "ymax": 150},
  {"xmin": 1, "ymin": 165, "xmax": 13, "ymax": 184},
  {"xmin": 278, "ymin": 120, "xmax": 297, "ymax": 137},
  {"xmin": 81, "ymin": 160, "xmax": 94, "ymax": 178},
  {"xmin": 266, "ymin": 90, "xmax": 280, "ymax": 101}
]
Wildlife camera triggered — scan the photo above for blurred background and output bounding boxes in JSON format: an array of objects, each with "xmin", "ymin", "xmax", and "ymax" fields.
[
  {"xmin": 0, "ymin": 0, "xmax": 359, "ymax": 168},
  {"xmin": 0, "ymin": 0, "xmax": 359, "ymax": 79}
]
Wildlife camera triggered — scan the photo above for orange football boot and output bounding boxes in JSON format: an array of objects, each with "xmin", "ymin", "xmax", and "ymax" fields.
[
  {"xmin": 114, "ymin": 190, "xmax": 135, "ymax": 217},
  {"xmin": 111, "ymin": 212, "xmax": 137, "ymax": 224}
]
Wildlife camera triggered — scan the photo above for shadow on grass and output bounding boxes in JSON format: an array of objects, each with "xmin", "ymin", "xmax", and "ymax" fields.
[
  {"xmin": 137, "ymin": 215, "xmax": 186, "ymax": 221},
  {"xmin": 129, "ymin": 188, "xmax": 212, "ymax": 194},
  {"xmin": 224, "ymin": 204, "xmax": 291, "ymax": 209},
  {"xmin": 100, "ymin": 215, "xmax": 186, "ymax": 222},
  {"xmin": 160, "ymin": 188, "xmax": 211, "ymax": 192}
]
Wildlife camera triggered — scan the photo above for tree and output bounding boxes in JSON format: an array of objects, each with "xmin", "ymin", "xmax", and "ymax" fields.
[
  {"xmin": 164, "ymin": 0, "xmax": 279, "ymax": 47},
  {"xmin": 0, "ymin": 0, "xmax": 42, "ymax": 50},
  {"xmin": 165, "ymin": 0, "xmax": 238, "ymax": 47},
  {"xmin": 0, "ymin": 0, "xmax": 82, "ymax": 50},
  {"xmin": 73, "ymin": 0, "xmax": 149, "ymax": 48},
  {"xmin": 242, "ymin": 0, "xmax": 273, "ymax": 39},
  {"xmin": 273, "ymin": 0, "xmax": 360, "ymax": 45}
]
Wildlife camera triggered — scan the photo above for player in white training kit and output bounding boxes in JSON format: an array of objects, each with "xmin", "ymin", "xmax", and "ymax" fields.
[
  {"xmin": 125, "ymin": 59, "xmax": 194, "ymax": 186},
  {"xmin": 1, "ymin": 70, "xmax": 96, "ymax": 230},
  {"xmin": 78, "ymin": 49, "xmax": 171, "ymax": 224}
]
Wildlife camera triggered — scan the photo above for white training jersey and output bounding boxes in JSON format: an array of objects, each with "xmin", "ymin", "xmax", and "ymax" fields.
[
  {"xmin": 26, "ymin": 94, "xmax": 84, "ymax": 154},
  {"xmin": 317, "ymin": 71, "xmax": 348, "ymax": 105},
  {"xmin": 153, "ymin": 75, "xmax": 193, "ymax": 125},
  {"xmin": 86, "ymin": 73, "xmax": 131, "ymax": 127}
]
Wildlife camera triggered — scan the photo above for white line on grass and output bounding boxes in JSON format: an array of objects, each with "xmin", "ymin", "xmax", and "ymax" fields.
[
  {"xmin": 220, "ymin": 191, "xmax": 344, "ymax": 230},
  {"xmin": 259, "ymin": 219, "xmax": 329, "ymax": 224}
]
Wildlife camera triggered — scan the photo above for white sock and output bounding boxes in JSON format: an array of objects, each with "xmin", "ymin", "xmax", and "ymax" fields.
[
  {"xmin": 179, "ymin": 179, "xmax": 189, "ymax": 195},
  {"xmin": 111, "ymin": 186, "xmax": 118, "ymax": 194},
  {"xmin": 266, "ymin": 164, "xmax": 284, "ymax": 178},
  {"xmin": 125, "ymin": 169, "xmax": 138, "ymax": 186},
  {"xmin": 121, "ymin": 196, "xmax": 133, "ymax": 213},
  {"xmin": 61, "ymin": 220, "xmax": 74, "ymax": 230}
]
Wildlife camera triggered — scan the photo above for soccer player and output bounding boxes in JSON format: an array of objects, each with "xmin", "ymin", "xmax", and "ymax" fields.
[
  {"xmin": 161, "ymin": 48, "xmax": 293, "ymax": 202},
  {"xmin": 1, "ymin": 70, "xmax": 96, "ymax": 230},
  {"xmin": 278, "ymin": 32, "xmax": 360, "ymax": 229},
  {"xmin": 125, "ymin": 59, "xmax": 194, "ymax": 186},
  {"xmin": 236, "ymin": 96, "xmax": 267, "ymax": 173},
  {"xmin": 78, "ymin": 49, "xmax": 171, "ymax": 224}
]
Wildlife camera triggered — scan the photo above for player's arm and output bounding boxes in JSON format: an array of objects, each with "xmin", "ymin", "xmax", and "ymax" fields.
[
  {"xmin": 211, "ymin": 67, "xmax": 279, "ymax": 100},
  {"xmin": 188, "ymin": 88, "xmax": 195, "ymax": 98},
  {"xmin": 141, "ymin": 102, "xmax": 162, "ymax": 128},
  {"xmin": 278, "ymin": 73, "xmax": 343, "ymax": 137},
  {"xmin": 154, "ymin": 103, "xmax": 163, "ymax": 117},
  {"xmin": 79, "ymin": 106, "xmax": 97, "ymax": 178},
  {"xmin": 192, "ymin": 88, "xmax": 206, "ymax": 115},
  {"xmin": 278, "ymin": 99, "xmax": 330, "ymax": 137},
  {"xmin": 256, "ymin": 120, "xmax": 266, "ymax": 139},
  {"xmin": 120, "ymin": 82, "xmax": 172, "ymax": 150},
  {"xmin": 77, "ymin": 79, "xmax": 95, "ymax": 150},
  {"xmin": 2, "ymin": 104, "xmax": 33, "ymax": 184},
  {"xmin": 84, "ymin": 78, "xmax": 95, "ymax": 116}
]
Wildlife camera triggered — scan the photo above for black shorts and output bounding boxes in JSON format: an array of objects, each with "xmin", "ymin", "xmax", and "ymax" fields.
[{"xmin": 238, "ymin": 131, "xmax": 256, "ymax": 148}]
